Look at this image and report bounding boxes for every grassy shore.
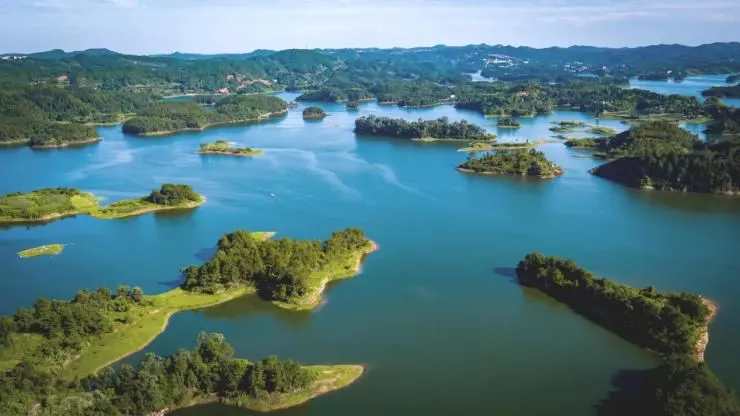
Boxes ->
[271,240,379,311]
[65,286,255,378]
[17,244,65,258]
[197,140,263,157]
[0,190,204,225]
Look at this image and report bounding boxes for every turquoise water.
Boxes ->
[2,94,740,415]
[629,74,740,107]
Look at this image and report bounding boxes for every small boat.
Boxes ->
[268,193,276,198]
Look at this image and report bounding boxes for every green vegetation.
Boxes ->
[563,137,606,149]
[517,253,710,357]
[122,95,288,136]
[355,115,495,141]
[704,97,740,134]
[346,101,360,111]
[586,126,617,135]
[496,116,521,128]
[0,184,204,224]
[587,120,740,194]
[182,228,376,309]
[1,330,362,415]
[0,85,150,148]
[302,106,327,119]
[17,244,65,258]
[0,188,97,223]
[197,140,262,157]
[458,149,562,178]
[702,84,740,98]
[297,87,373,103]
[517,253,740,416]
[458,142,533,152]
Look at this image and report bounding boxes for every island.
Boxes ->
[585,126,617,135]
[0,184,205,225]
[197,140,262,157]
[0,120,101,149]
[0,230,374,414]
[727,74,740,84]
[588,121,740,194]
[457,149,563,178]
[182,228,378,310]
[346,101,360,111]
[17,244,65,258]
[458,142,533,152]
[702,84,740,98]
[355,115,496,141]
[302,106,327,119]
[516,253,739,415]
[122,95,288,136]
[496,116,521,128]
[562,137,606,149]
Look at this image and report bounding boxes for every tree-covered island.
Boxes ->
[584,120,740,194]
[122,95,288,136]
[496,116,521,128]
[516,253,740,415]
[302,106,327,119]
[702,84,740,99]
[458,149,563,178]
[346,101,360,111]
[197,140,262,157]
[354,115,495,141]
[182,228,378,310]
[0,184,205,225]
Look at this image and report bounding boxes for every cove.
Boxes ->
[1,93,739,415]
[629,73,740,108]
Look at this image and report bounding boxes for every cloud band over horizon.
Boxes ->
[1,0,738,54]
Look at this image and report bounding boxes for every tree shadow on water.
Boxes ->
[194,246,217,262]
[493,267,517,283]
[594,367,661,416]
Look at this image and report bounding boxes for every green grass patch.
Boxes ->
[212,365,363,412]
[197,140,263,157]
[17,244,65,258]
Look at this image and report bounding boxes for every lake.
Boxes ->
[1,94,739,415]
[629,73,740,107]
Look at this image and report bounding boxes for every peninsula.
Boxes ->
[515,253,738,415]
[182,228,378,310]
[197,140,262,157]
[355,115,496,141]
[0,184,204,225]
[0,231,372,414]
[457,149,563,178]
[122,95,288,136]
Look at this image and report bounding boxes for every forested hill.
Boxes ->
[588,121,740,194]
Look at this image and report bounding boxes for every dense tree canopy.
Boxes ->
[355,115,494,140]
[122,95,288,135]
[0,331,315,416]
[181,228,369,302]
[145,184,201,205]
[302,106,327,119]
[459,149,561,178]
[516,253,709,356]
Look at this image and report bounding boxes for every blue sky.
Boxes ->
[1,0,739,54]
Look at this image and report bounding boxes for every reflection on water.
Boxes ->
[202,294,313,328]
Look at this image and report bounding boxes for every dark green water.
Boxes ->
[2,94,740,415]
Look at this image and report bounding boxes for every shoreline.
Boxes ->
[128,109,288,137]
[30,137,102,149]
[694,298,718,362]
[456,167,564,179]
[162,364,364,414]
[273,239,379,311]
[196,150,263,157]
[87,287,252,376]
[90,196,206,220]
